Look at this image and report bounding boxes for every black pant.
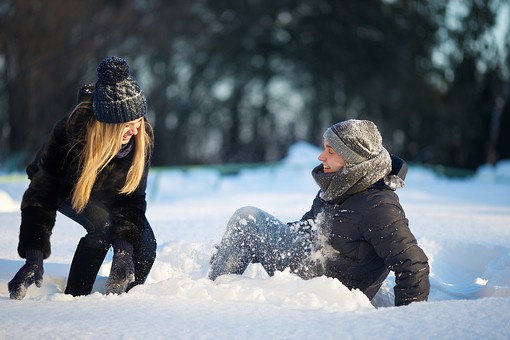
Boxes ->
[58,199,157,296]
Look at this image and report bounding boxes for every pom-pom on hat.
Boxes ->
[93,56,147,124]
[323,119,384,164]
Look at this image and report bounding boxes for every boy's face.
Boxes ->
[318,140,347,173]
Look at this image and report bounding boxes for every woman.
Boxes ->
[209,119,430,306]
[8,56,157,300]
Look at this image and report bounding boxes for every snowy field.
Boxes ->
[1,142,509,339]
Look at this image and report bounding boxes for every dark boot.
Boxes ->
[65,237,109,296]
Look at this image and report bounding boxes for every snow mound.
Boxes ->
[475,159,510,183]
[129,269,373,313]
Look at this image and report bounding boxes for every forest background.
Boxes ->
[1,0,509,172]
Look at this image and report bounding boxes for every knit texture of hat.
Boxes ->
[93,56,147,124]
[323,119,383,164]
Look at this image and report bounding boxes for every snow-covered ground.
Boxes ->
[1,142,509,339]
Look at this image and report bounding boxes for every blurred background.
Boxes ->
[1,0,509,172]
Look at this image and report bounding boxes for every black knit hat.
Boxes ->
[93,56,147,124]
[323,119,384,164]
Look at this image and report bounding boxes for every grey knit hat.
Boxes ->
[93,56,147,124]
[323,119,383,164]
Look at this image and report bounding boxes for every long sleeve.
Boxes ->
[18,118,68,259]
[110,124,153,247]
[362,199,430,306]
[110,177,148,247]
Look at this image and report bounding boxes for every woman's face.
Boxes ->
[121,118,143,144]
[318,140,347,173]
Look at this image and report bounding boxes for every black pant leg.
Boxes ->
[126,218,156,291]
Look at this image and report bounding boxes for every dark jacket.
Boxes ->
[299,174,430,306]
[17,92,153,260]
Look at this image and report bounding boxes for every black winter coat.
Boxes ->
[17,99,153,260]
[299,181,430,306]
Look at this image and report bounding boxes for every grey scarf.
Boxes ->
[312,147,394,203]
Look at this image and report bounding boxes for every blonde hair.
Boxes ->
[69,101,152,213]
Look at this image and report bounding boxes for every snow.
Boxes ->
[1,141,509,339]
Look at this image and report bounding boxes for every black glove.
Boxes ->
[8,249,44,300]
[105,239,135,294]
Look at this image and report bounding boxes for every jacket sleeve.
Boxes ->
[18,118,68,259]
[111,126,153,247]
[362,197,430,306]
[110,175,148,248]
